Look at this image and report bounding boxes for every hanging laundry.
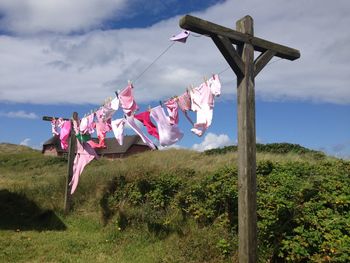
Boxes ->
[80,113,95,135]
[150,105,183,147]
[93,108,112,148]
[170,30,190,43]
[111,118,126,145]
[69,139,98,194]
[208,74,221,98]
[134,111,159,140]
[190,74,222,137]
[118,84,139,116]
[126,115,157,150]
[164,98,179,125]
[177,91,194,125]
[59,120,71,150]
[102,97,119,122]
[51,118,60,136]
[177,91,191,112]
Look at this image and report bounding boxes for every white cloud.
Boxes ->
[0,0,349,105]
[0,110,38,119]
[20,138,31,146]
[159,144,183,150]
[0,0,127,34]
[192,132,233,152]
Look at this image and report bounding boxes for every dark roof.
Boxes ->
[42,135,152,154]
[42,135,65,153]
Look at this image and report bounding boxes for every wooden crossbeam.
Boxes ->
[179,15,300,61]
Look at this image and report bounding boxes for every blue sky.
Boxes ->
[0,0,349,159]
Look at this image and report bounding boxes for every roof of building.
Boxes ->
[42,135,154,154]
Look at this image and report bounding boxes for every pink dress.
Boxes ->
[150,105,183,147]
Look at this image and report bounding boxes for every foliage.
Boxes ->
[204,142,326,159]
[0,144,349,262]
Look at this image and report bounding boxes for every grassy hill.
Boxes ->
[0,143,349,262]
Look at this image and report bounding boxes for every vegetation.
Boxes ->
[0,143,349,262]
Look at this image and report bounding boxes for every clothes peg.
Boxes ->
[115,91,119,97]
[159,100,163,106]
[148,105,151,112]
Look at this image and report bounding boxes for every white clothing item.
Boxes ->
[80,113,95,134]
[126,115,157,150]
[190,104,213,137]
[111,118,126,145]
[208,74,221,97]
[150,105,183,147]
[111,97,120,110]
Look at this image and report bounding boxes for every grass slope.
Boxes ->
[0,144,349,262]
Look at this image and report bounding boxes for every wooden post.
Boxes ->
[63,112,78,214]
[236,16,257,263]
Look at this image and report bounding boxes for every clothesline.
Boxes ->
[48,29,286,196]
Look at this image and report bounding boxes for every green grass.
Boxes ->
[0,143,349,262]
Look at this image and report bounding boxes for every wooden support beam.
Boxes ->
[254,50,276,77]
[211,34,245,78]
[42,116,69,121]
[236,15,257,263]
[179,15,300,61]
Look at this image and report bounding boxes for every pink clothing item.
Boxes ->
[164,98,179,125]
[134,111,159,140]
[59,121,71,150]
[111,118,126,145]
[119,84,139,116]
[80,113,95,135]
[190,83,211,112]
[126,115,156,150]
[69,139,98,194]
[87,140,100,148]
[189,75,221,137]
[177,91,191,112]
[94,108,112,148]
[150,105,183,147]
[170,30,190,43]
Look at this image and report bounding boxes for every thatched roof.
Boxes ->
[42,135,153,154]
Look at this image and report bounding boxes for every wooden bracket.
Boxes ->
[211,34,245,78]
